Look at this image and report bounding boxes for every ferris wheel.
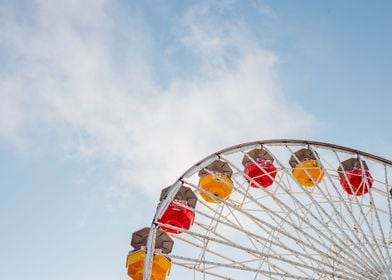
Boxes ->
[126,140,392,280]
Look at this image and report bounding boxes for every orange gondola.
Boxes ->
[127,227,173,280]
[198,160,233,203]
[289,148,324,187]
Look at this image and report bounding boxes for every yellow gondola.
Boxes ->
[289,149,324,187]
[198,160,233,203]
[127,228,173,279]
[126,250,171,280]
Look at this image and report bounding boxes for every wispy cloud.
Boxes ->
[0,1,317,198]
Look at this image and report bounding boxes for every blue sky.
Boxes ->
[0,1,391,279]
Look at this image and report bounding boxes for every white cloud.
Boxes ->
[0,1,317,198]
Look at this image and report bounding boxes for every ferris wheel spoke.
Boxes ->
[222,199,264,252]
[308,147,385,270]
[171,259,283,280]
[194,203,347,277]
[164,221,300,277]
[171,261,237,280]
[182,179,370,278]
[187,178,334,259]
[166,254,359,280]
[279,145,384,272]
[385,165,392,246]
[231,172,339,275]
[195,201,225,272]
[359,155,392,265]
[316,149,387,272]
[159,208,364,279]
[171,233,273,275]
[223,155,377,276]
[333,151,389,269]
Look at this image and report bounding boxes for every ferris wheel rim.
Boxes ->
[178,139,392,182]
[141,139,392,280]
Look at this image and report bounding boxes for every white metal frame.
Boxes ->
[141,139,392,280]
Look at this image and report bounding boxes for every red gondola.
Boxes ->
[338,158,373,196]
[157,186,197,234]
[242,148,277,188]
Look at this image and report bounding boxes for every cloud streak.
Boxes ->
[0,1,317,198]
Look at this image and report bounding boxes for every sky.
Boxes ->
[0,0,391,279]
